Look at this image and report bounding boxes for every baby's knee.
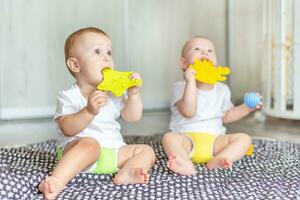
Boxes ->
[162,132,176,142]
[77,137,100,157]
[138,145,156,161]
[237,133,252,144]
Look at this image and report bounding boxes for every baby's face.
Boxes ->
[181,38,217,70]
[73,32,113,86]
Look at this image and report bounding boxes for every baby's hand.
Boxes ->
[127,73,142,95]
[86,90,108,115]
[183,67,196,83]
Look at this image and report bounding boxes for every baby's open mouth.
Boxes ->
[199,57,210,61]
[101,66,112,71]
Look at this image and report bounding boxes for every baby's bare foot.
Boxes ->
[207,157,232,169]
[167,153,196,175]
[113,168,150,185]
[38,176,64,200]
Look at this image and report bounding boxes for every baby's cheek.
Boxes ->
[211,55,217,65]
[97,74,104,83]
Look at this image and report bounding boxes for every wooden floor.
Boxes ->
[120,111,300,143]
[1,110,300,147]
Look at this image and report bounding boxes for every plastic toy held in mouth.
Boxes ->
[189,58,231,84]
[97,67,142,97]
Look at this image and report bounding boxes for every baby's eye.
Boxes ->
[107,50,112,56]
[207,49,213,53]
[194,47,200,51]
[95,49,101,54]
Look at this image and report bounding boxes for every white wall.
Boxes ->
[0,0,263,120]
[0,0,125,119]
[228,0,264,101]
[128,0,227,109]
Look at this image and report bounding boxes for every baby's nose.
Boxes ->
[201,51,208,56]
[103,55,111,62]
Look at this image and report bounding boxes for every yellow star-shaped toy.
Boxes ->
[97,68,142,97]
[189,59,230,84]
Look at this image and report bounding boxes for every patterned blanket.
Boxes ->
[0,135,300,199]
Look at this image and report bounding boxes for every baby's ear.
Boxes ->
[66,58,80,73]
[179,57,188,71]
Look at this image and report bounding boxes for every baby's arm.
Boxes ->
[121,73,142,122]
[176,68,197,118]
[223,104,252,123]
[57,90,108,136]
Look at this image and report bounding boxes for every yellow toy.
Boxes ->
[246,144,254,156]
[97,67,142,97]
[189,58,231,84]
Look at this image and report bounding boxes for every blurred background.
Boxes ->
[1,0,299,145]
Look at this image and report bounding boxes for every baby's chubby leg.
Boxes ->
[162,132,196,175]
[207,133,252,169]
[38,137,100,200]
[113,144,156,185]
